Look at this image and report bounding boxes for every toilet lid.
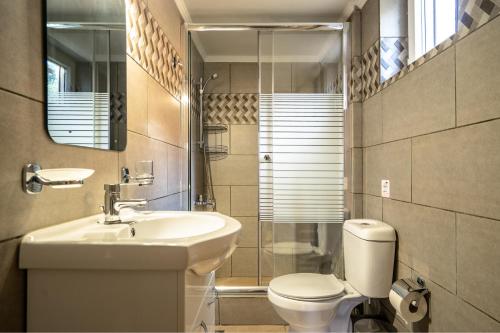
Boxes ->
[269,273,345,300]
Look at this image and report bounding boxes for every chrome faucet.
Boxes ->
[102,184,147,224]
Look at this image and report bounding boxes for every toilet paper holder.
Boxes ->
[392,277,429,297]
[392,278,429,296]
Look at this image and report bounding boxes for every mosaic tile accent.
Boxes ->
[358,0,500,100]
[204,93,259,125]
[126,0,184,99]
[349,56,363,102]
[334,70,343,94]
[362,41,380,99]
[380,37,408,83]
[458,0,500,38]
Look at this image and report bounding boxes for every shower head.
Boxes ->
[201,73,219,91]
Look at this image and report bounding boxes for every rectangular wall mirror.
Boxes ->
[44,0,127,151]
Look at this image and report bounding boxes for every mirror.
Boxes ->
[44,0,127,151]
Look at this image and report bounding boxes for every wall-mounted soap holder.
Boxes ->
[121,160,154,186]
[23,163,95,194]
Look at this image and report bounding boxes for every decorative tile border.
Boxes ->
[458,0,500,38]
[356,0,500,100]
[204,93,259,125]
[362,41,380,99]
[349,56,363,102]
[125,0,184,99]
[380,37,408,83]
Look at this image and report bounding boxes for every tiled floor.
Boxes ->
[215,277,272,286]
[215,325,288,333]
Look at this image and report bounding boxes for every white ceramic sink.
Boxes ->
[19,211,241,275]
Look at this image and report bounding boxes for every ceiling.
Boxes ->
[192,30,342,63]
[179,0,365,23]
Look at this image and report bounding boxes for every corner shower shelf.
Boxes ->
[204,123,228,134]
[205,145,228,161]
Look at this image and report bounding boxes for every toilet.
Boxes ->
[268,219,396,332]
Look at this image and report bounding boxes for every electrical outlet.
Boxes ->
[381,179,390,198]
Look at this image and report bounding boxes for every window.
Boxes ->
[409,0,457,62]
[47,60,68,93]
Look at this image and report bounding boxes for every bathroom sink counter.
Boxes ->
[20,211,240,274]
[20,211,240,332]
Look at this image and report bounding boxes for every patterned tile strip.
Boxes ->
[361,41,380,99]
[204,93,259,125]
[349,56,363,102]
[380,37,408,83]
[125,0,183,99]
[358,0,500,100]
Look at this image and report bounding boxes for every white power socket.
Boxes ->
[381,179,390,198]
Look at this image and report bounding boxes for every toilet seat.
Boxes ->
[269,273,345,301]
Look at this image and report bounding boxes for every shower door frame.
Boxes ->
[184,22,350,290]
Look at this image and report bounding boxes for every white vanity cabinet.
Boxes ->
[26,269,215,332]
[20,212,240,332]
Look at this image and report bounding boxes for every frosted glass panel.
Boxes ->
[259,93,344,224]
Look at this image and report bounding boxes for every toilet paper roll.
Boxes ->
[389,289,428,323]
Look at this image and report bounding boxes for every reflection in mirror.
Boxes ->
[45,0,127,151]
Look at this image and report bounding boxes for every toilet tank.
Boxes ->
[343,219,396,298]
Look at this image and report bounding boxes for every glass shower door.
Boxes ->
[258,30,345,284]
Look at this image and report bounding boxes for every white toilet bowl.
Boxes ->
[267,220,396,333]
[268,273,366,333]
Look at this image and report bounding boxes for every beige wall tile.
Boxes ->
[231,186,258,216]
[347,102,363,149]
[231,248,258,277]
[219,297,285,325]
[381,47,456,142]
[361,0,380,53]
[213,186,231,216]
[457,17,500,125]
[146,0,182,53]
[411,271,500,332]
[215,257,232,278]
[148,193,182,211]
[119,131,154,200]
[150,139,170,199]
[363,194,382,220]
[292,63,322,93]
[350,10,362,57]
[351,148,363,193]
[0,238,25,332]
[230,63,258,93]
[0,0,43,101]
[0,90,118,241]
[167,145,181,195]
[362,93,383,147]
[233,216,257,248]
[261,63,292,93]
[126,57,148,135]
[204,63,230,93]
[363,139,411,201]
[457,213,500,320]
[212,155,258,186]
[230,125,258,155]
[147,77,180,146]
[412,119,500,220]
[383,199,456,292]
[345,193,363,219]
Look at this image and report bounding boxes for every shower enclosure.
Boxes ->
[187,24,347,288]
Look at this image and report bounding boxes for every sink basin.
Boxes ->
[19,211,241,275]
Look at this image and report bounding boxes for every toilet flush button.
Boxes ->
[381,180,390,198]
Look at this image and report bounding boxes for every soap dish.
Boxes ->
[23,163,95,194]
[36,169,95,187]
